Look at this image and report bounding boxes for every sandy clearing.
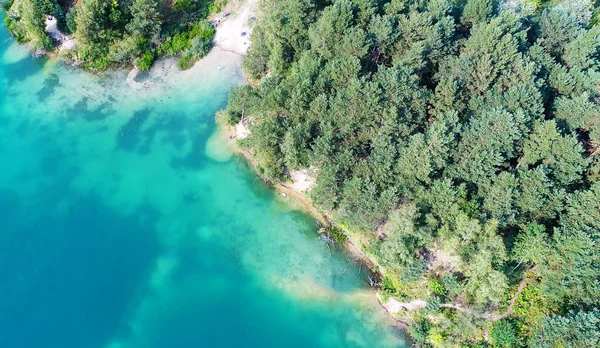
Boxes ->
[211,0,258,56]
[45,16,76,51]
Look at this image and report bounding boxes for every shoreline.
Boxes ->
[7,0,257,73]
[218,123,397,312]
[3,0,409,337]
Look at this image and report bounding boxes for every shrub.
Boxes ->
[491,319,517,347]
[189,19,215,41]
[429,278,447,296]
[380,276,397,293]
[327,226,347,244]
[188,37,211,57]
[136,50,155,71]
[173,0,197,12]
[177,53,197,70]
[409,319,431,345]
[158,31,191,55]
[65,8,77,34]
[84,57,112,71]
[0,0,14,11]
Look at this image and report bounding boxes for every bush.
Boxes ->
[136,50,155,71]
[173,0,198,12]
[84,57,112,71]
[0,0,14,11]
[409,319,431,344]
[380,276,397,293]
[189,19,215,41]
[491,319,517,347]
[177,53,197,70]
[158,32,191,55]
[65,8,77,34]
[429,278,447,296]
[188,37,212,57]
[327,226,347,244]
[157,20,215,59]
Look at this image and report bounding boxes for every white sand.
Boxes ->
[377,294,427,313]
[288,168,317,193]
[212,0,258,55]
[236,118,250,139]
[125,0,258,90]
[45,16,76,51]
[125,46,243,90]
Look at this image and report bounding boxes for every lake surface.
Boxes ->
[0,24,406,348]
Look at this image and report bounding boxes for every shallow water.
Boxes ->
[0,25,407,348]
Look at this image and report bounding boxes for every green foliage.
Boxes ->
[65,7,77,34]
[461,0,496,26]
[126,0,162,39]
[513,285,552,338]
[176,53,197,70]
[490,319,518,347]
[409,318,431,345]
[380,276,399,294]
[158,31,192,55]
[213,0,600,344]
[3,0,220,70]
[429,278,447,296]
[172,0,206,12]
[136,50,155,71]
[531,309,600,347]
[159,19,215,70]
[6,0,53,49]
[326,226,347,244]
[0,0,14,11]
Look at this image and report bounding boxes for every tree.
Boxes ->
[490,319,518,347]
[16,0,53,49]
[531,309,600,348]
[520,120,589,186]
[450,109,520,185]
[74,0,115,67]
[126,0,161,39]
[461,0,496,27]
[221,0,600,344]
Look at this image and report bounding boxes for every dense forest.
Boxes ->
[221,0,600,346]
[1,0,224,69]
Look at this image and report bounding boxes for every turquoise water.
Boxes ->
[0,25,406,348]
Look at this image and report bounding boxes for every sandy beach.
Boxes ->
[126,0,257,90]
[211,0,258,55]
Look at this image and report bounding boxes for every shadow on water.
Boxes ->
[0,190,162,348]
[169,129,211,170]
[64,97,115,123]
[116,108,151,152]
[36,73,60,101]
[145,112,189,151]
[83,102,116,122]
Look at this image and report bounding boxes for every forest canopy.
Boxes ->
[222,0,600,346]
[1,0,224,70]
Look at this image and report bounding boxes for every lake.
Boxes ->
[0,24,406,348]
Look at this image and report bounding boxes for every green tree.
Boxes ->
[126,0,161,39]
[520,120,589,186]
[461,0,496,27]
[531,309,600,348]
[490,319,518,347]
